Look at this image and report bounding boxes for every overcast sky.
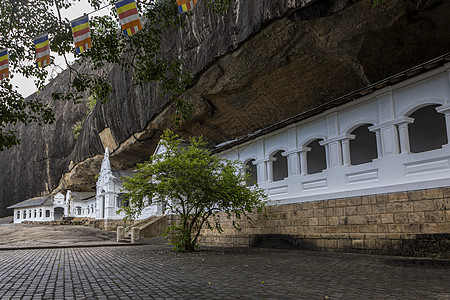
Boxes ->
[13,0,109,98]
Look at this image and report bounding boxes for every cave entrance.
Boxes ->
[53,207,64,221]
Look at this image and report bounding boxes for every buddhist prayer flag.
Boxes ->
[34,33,50,68]
[0,49,9,80]
[71,15,92,54]
[115,0,142,36]
[177,0,197,13]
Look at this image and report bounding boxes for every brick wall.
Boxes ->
[199,187,450,258]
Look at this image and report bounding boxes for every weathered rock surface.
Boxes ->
[1,0,449,217]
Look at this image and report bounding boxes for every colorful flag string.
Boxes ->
[71,15,92,54]
[177,0,197,13]
[34,33,50,68]
[115,0,142,36]
[0,49,9,80]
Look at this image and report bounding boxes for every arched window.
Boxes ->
[45,210,50,218]
[28,210,32,218]
[33,210,37,218]
[245,159,258,186]
[39,209,42,218]
[22,211,26,219]
[272,150,288,181]
[349,124,378,165]
[16,211,20,219]
[408,105,448,153]
[75,206,82,215]
[306,139,326,174]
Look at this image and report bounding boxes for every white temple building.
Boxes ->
[9,61,450,225]
[215,63,450,205]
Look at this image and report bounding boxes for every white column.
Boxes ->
[398,122,412,154]
[266,158,275,182]
[374,130,382,158]
[341,139,351,166]
[282,151,300,177]
[254,160,267,183]
[299,147,311,175]
[436,104,450,143]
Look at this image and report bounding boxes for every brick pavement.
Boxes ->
[0,245,449,299]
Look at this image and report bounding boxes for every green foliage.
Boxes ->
[72,121,82,139]
[120,129,268,251]
[0,0,237,151]
[87,96,97,112]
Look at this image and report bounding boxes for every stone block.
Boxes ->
[422,188,443,199]
[364,239,377,250]
[357,205,372,215]
[421,223,438,233]
[386,202,403,213]
[324,239,338,249]
[376,194,390,204]
[351,239,364,249]
[357,225,378,233]
[377,224,388,232]
[318,217,327,226]
[408,212,425,223]
[345,206,358,216]
[435,198,450,210]
[361,195,377,205]
[414,200,435,212]
[347,197,362,206]
[436,223,450,233]
[309,218,318,226]
[327,199,336,207]
[335,198,348,207]
[372,204,386,214]
[401,224,420,233]
[328,216,338,226]
[314,209,326,217]
[394,213,409,224]
[338,238,352,249]
[347,215,367,225]
[402,202,414,212]
[303,209,314,218]
[366,215,381,225]
[317,200,328,208]
[389,192,409,202]
[425,211,445,223]
[443,187,450,198]
[408,190,423,201]
[307,202,319,210]
[447,210,450,221]
[338,216,348,225]
[388,224,402,233]
[313,226,328,233]
[381,213,394,224]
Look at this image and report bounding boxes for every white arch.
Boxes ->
[267,148,288,158]
[299,135,327,148]
[342,119,378,134]
[242,156,258,165]
[397,97,447,118]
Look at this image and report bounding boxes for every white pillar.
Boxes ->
[299,147,311,175]
[398,122,411,154]
[266,159,274,182]
[436,105,450,143]
[374,130,382,158]
[254,160,267,183]
[341,139,351,166]
[282,151,300,177]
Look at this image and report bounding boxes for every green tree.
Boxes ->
[0,0,236,151]
[120,130,268,251]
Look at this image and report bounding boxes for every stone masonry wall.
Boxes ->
[199,187,450,258]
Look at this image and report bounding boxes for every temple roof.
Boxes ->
[71,192,96,202]
[7,196,53,209]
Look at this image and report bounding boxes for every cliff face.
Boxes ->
[1,0,449,217]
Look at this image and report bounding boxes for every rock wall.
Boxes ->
[1,0,450,217]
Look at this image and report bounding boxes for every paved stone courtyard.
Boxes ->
[0,244,449,299]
